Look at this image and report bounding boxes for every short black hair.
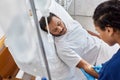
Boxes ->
[93,0,120,31]
[39,12,57,32]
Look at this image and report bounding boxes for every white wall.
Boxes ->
[67,0,107,33]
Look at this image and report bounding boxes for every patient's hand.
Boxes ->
[77,59,99,78]
[80,65,102,80]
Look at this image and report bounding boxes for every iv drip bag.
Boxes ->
[0,0,49,77]
[34,0,52,16]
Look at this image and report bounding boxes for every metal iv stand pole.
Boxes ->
[29,0,52,80]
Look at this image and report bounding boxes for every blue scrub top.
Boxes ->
[98,48,120,80]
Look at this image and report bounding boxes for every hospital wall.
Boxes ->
[67,0,107,33]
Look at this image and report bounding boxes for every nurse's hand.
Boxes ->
[93,65,102,73]
[81,68,95,80]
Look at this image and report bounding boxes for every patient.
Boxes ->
[39,12,118,80]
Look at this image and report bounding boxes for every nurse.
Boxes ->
[93,0,120,79]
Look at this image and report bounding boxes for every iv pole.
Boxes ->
[29,0,52,80]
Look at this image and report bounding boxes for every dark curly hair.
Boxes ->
[93,0,120,31]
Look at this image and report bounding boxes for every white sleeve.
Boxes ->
[55,41,82,68]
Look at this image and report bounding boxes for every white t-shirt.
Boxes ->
[53,20,113,80]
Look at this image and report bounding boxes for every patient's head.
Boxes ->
[39,13,67,36]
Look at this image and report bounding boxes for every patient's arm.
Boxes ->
[87,30,100,39]
[76,59,99,78]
